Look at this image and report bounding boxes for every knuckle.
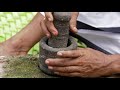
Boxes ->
[71,51,76,57]
[70,20,74,25]
[49,26,54,31]
[65,51,71,55]
[70,22,76,28]
[70,24,74,29]
[61,59,66,63]
[63,67,69,72]
[45,13,49,17]
[55,60,65,66]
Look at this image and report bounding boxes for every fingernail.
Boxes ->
[57,52,62,56]
[53,33,57,36]
[46,34,50,37]
[73,27,78,33]
[53,32,56,35]
[48,66,53,70]
[45,60,49,64]
[48,18,52,21]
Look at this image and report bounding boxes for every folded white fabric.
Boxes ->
[40,12,45,17]
[77,12,120,28]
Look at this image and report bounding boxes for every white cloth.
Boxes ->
[77,12,120,28]
[77,29,120,54]
[77,12,120,54]
[40,12,45,17]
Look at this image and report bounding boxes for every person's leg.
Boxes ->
[0,12,45,56]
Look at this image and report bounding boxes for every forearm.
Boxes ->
[19,12,45,47]
[9,12,45,49]
[98,54,120,77]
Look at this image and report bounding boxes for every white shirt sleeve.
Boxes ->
[40,12,45,17]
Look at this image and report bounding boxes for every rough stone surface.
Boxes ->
[39,12,77,76]
[48,12,71,48]
[39,36,77,75]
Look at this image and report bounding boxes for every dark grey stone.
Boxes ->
[48,12,71,48]
[39,12,77,76]
[39,36,77,75]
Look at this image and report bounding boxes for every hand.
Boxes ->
[40,12,79,38]
[45,48,114,77]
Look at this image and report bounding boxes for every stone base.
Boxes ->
[39,36,78,75]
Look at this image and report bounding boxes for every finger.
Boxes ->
[54,72,81,77]
[55,72,95,77]
[45,12,53,21]
[45,58,79,66]
[70,12,79,33]
[40,19,51,37]
[46,21,58,36]
[48,66,80,73]
[57,49,85,58]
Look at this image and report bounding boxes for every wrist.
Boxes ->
[107,54,120,74]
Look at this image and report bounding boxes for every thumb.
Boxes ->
[45,12,53,21]
[70,12,79,33]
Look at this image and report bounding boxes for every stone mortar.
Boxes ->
[39,12,78,76]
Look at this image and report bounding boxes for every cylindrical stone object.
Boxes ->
[39,36,77,75]
[39,12,78,76]
[48,12,71,48]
